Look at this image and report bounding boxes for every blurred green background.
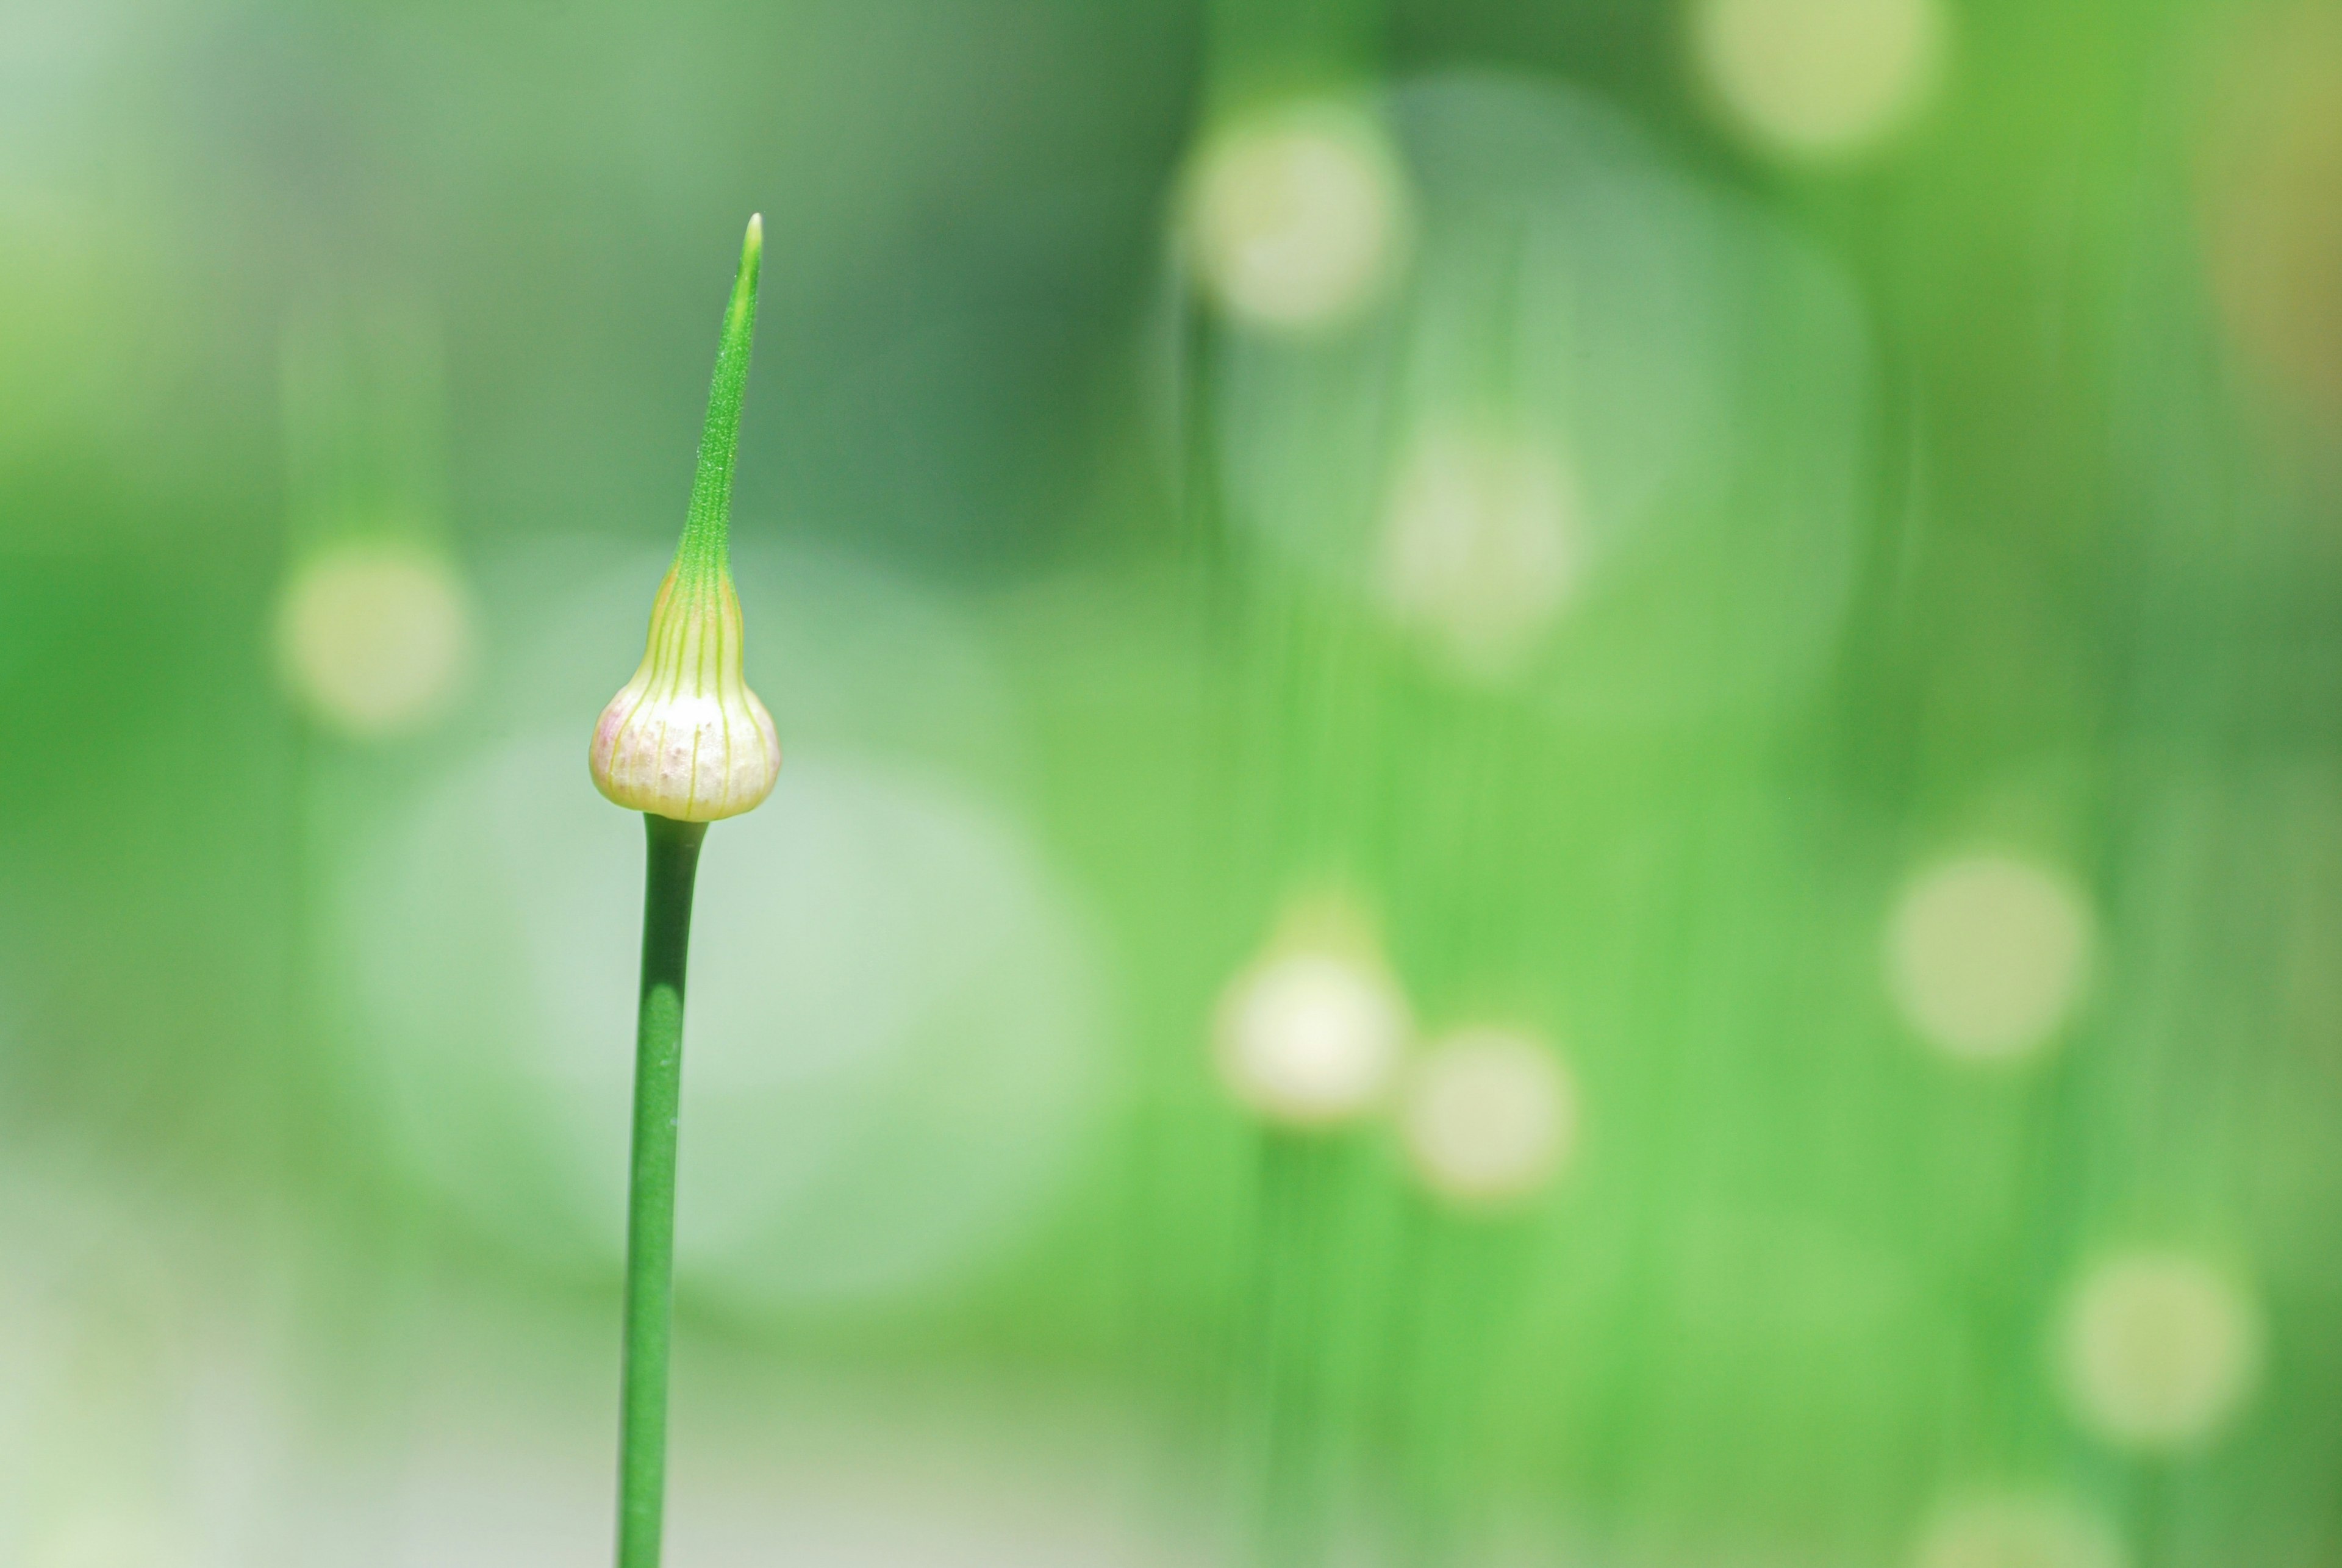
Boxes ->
[3,0,2340,1562]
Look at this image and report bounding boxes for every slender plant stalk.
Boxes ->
[1252,1132,1333,1568]
[602,215,770,1568]
[617,812,709,1567]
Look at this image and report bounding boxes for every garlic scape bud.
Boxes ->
[590,215,782,822]
[590,560,779,820]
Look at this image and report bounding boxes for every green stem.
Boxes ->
[615,812,710,1568]
[1252,1133,1332,1568]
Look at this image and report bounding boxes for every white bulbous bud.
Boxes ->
[589,564,780,822]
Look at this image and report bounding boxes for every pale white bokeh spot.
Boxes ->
[276,539,473,738]
[348,732,1107,1309]
[1886,854,2093,1062]
[2055,1252,2263,1452]
[1693,0,1949,162]
[1400,1027,1577,1208]
[1914,1494,2125,1568]
[1375,428,1582,681]
[1184,100,1412,332]
[1216,952,1409,1128]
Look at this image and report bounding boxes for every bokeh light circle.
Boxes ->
[1886,854,2093,1062]
[1183,98,1413,332]
[1692,0,1949,162]
[2054,1252,2263,1452]
[275,539,473,739]
[1375,426,1583,681]
[1399,1026,1577,1208]
[1216,951,1409,1128]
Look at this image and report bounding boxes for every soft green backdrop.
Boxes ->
[1,0,2336,1563]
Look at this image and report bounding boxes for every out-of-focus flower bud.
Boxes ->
[1214,895,1411,1128]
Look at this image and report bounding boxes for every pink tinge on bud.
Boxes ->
[589,567,781,822]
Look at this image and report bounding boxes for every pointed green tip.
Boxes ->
[676,214,765,581]
[736,213,762,304]
[724,213,762,335]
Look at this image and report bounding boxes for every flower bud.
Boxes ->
[589,562,781,820]
[589,214,781,822]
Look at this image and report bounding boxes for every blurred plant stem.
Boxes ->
[1203,0,1388,111]
[617,812,709,1568]
[1249,1133,1336,1568]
